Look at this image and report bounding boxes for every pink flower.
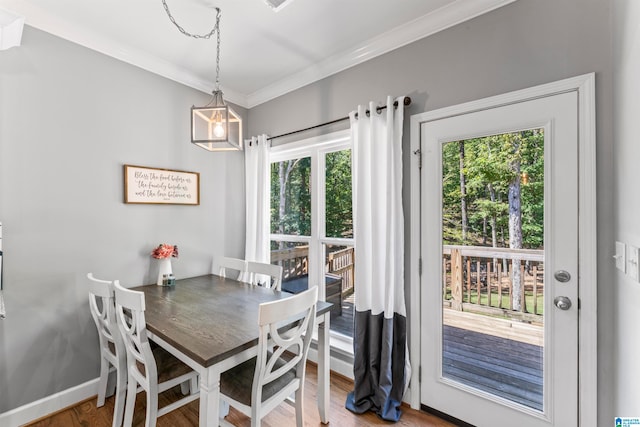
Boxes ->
[151,244,178,259]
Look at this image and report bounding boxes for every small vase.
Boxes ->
[156,258,172,286]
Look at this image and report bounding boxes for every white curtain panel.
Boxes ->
[244,134,271,267]
[346,96,410,422]
[351,96,406,317]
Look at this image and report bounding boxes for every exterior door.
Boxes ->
[420,91,578,427]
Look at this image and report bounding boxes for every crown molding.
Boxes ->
[0,6,25,50]
[2,0,517,109]
[246,0,518,107]
[0,0,249,106]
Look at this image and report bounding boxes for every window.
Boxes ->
[269,131,355,346]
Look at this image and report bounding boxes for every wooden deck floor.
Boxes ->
[443,325,543,411]
[330,295,354,336]
[444,308,543,346]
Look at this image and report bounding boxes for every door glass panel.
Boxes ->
[325,149,353,239]
[441,130,544,411]
[324,243,355,336]
[270,157,311,236]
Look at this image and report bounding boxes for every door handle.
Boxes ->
[554,296,572,310]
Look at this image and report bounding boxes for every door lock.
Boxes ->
[554,270,571,283]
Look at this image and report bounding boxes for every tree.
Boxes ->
[441,130,544,312]
[278,159,299,235]
[459,142,468,242]
[270,157,311,239]
[270,150,353,241]
[325,150,353,238]
[507,132,524,311]
[442,132,543,251]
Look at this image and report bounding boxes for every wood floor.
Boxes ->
[24,363,455,427]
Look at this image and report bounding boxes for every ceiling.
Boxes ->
[0,0,516,108]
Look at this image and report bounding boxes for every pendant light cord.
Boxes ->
[161,1,220,39]
[215,10,221,91]
[161,1,222,90]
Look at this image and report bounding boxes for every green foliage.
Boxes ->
[442,130,544,249]
[270,157,311,235]
[271,149,353,238]
[444,288,544,315]
[325,150,353,238]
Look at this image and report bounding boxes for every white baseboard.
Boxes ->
[307,348,354,380]
[404,385,416,408]
[0,378,98,427]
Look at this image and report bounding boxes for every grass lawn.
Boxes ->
[445,289,544,315]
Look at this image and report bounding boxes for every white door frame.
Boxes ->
[408,73,597,426]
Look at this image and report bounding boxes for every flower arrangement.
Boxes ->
[151,243,179,259]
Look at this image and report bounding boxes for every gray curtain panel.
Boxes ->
[346,310,407,421]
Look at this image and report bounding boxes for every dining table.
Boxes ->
[131,274,332,427]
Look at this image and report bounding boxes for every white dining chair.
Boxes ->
[219,287,318,427]
[87,273,127,427]
[246,261,283,291]
[216,256,248,282]
[113,280,199,427]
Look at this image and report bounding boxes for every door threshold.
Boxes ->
[421,405,475,427]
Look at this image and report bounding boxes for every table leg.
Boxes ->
[317,312,330,424]
[199,365,221,427]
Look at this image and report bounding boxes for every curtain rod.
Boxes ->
[266,96,411,142]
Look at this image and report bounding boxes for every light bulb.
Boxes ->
[213,122,225,138]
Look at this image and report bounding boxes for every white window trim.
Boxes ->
[270,234,311,244]
[270,129,351,159]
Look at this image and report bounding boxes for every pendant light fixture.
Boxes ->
[163,2,242,151]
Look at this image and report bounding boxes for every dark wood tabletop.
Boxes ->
[132,274,333,368]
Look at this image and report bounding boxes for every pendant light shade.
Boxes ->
[191,90,242,151]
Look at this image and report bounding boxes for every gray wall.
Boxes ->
[613,0,640,416]
[249,0,615,424]
[0,27,246,412]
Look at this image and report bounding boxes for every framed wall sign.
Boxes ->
[124,164,200,205]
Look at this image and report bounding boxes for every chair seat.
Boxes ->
[134,345,194,384]
[220,355,295,406]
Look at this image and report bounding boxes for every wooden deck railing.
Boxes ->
[326,247,355,295]
[270,245,355,295]
[270,245,309,280]
[443,245,544,322]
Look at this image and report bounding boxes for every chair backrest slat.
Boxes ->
[217,256,248,281]
[87,273,125,363]
[246,261,283,291]
[113,280,157,387]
